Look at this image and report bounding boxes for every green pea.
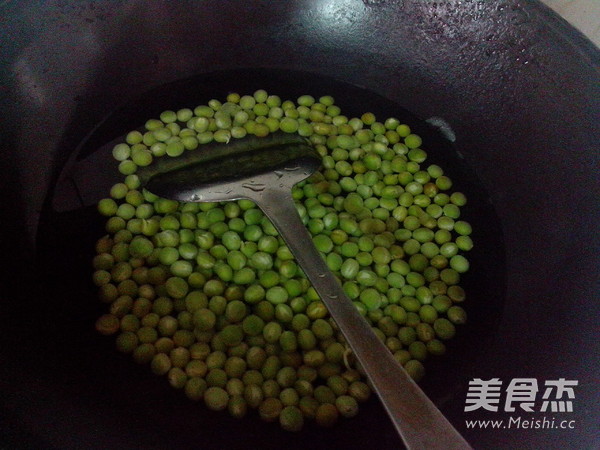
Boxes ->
[263,322,283,344]
[150,353,171,375]
[409,254,429,272]
[312,234,333,253]
[224,251,245,271]
[406,272,425,288]
[335,395,359,418]
[432,295,452,313]
[449,255,470,273]
[359,288,381,311]
[311,319,333,340]
[303,350,325,367]
[408,340,428,361]
[241,285,263,305]
[454,220,472,236]
[420,242,440,259]
[456,235,474,251]
[447,285,466,302]
[431,255,449,270]
[447,305,467,324]
[233,267,256,285]
[272,304,291,324]
[193,308,216,331]
[443,203,460,219]
[275,405,303,431]
[433,318,456,340]
[340,259,359,279]
[265,286,288,305]
[165,277,189,299]
[416,286,434,305]
[279,387,300,407]
[276,330,295,352]
[219,325,243,347]
[225,395,247,419]
[259,397,283,423]
[182,377,207,402]
[204,387,229,411]
[440,269,460,286]
[356,269,377,286]
[250,251,273,271]
[315,403,339,428]
[237,314,262,337]
[404,359,425,382]
[170,260,192,278]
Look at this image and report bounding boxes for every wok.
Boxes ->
[0,1,598,449]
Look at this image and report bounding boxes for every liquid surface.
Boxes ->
[37,68,506,446]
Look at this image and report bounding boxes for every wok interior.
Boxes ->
[34,69,504,449]
[2,1,598,448]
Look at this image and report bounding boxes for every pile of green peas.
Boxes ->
[94,89,472,432]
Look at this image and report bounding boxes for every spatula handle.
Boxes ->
[254,188,471,450]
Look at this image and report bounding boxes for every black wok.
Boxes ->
[1,1,598,449]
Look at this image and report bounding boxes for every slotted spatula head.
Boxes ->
[137,132,321,203]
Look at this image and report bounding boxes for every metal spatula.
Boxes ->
[137,132,471,450]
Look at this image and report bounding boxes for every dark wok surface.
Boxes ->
[1,1,598,449]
